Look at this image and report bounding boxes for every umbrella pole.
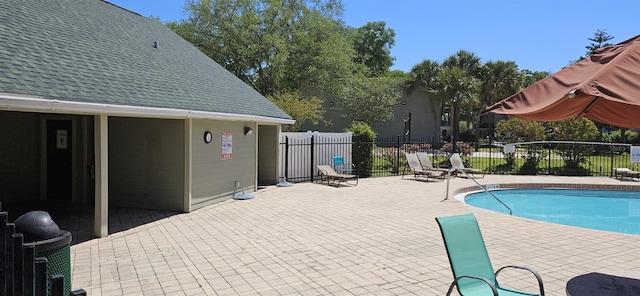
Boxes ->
[580,96,600,115]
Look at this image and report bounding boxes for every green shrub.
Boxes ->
[495,117,546,143]
[626,130,640,144]
[459,130,475,142]
[439,142,473,157]
[373,144,433,174]
[495,117,546,170]
[438,142,473,168]
[548,117,599,169]
[503,152,516,169]
[347,121,376,177]
[518,155,542,175]
[606,129,640,144]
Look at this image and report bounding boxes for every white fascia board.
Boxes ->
[0,93,295,125]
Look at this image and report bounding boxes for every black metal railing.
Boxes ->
[280,135,639,182]
[280,134,353,183]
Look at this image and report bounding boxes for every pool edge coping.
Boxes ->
[454,182,640,197]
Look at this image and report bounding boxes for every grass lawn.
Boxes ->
[370,150,634,177]
[468,153,631,176]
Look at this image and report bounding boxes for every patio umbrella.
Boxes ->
[483,34,640,128]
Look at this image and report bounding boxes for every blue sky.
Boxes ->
[109,0,639,74]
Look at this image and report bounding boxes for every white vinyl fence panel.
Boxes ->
[279,132,352,182]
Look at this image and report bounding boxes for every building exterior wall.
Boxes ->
[373,89,441,141]
[300,89,441,140]
[108,117,185,211]
[0,111,40,202]
[191,119,257,209]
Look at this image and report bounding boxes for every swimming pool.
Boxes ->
[463,188,640,235]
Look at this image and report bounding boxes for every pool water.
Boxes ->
[464,188,640,235]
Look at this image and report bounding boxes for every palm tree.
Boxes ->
[408,59,443,135]
[442,50,482,76]
[441,51,481,146]
[477,60,521,141]
[439,67,479,146]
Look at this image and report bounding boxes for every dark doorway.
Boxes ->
[47,120,72,200]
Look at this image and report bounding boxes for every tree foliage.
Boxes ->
[166,1,613,144]
[494,117,546,143]
[495,117,547,174]
[571,29,616,65]
[168,0,353,97]
[336,75,403,127]
[439,52,480,143]
[408,59,441,93]
[472,60,521,140]
[166,0,404,129]
[407,59,441,122]
[350,21,396,77]
[585,29,615,57]
[347,121,376,177]
[548,117,599,142]
[407,54,525,144]
[478,61,521,107]
[548,117,599,170]
[267,91,326,131]
[441,50,482,77]
[519,69,549,88]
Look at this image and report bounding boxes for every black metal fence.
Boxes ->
[280,134,353,183]
[0,204,85,296]
[280,135,639,182]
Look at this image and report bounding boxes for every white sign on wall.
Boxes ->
[56,130,68,149]
[222,132,232,159]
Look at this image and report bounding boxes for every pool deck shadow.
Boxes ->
[1,202,178,245]
[71,175,640,295]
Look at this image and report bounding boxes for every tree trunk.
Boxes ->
[428,98,439,141]
[474,114,482,150]
[452,99,459,151]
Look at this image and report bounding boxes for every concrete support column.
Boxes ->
[94,115,108,237]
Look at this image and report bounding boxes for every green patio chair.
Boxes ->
[435,213,545,296]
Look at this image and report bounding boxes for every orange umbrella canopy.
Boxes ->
[484,34,640,129]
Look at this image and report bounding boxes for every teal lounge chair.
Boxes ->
[435,213,545,296]
[332,155,354,174]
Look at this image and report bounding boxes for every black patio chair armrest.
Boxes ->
[445,275,498,296]
[496,265,545,296]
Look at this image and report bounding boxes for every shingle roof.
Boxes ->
[0,0,292,122]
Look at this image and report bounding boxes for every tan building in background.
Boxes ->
[301,88,443,142]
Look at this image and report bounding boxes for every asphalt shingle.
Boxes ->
[0,0,291,121]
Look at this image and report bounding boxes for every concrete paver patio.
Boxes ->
[71,175,640,295]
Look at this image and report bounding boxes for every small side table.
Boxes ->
[566,272,640,296]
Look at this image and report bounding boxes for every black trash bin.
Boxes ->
[15,211,72,296]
